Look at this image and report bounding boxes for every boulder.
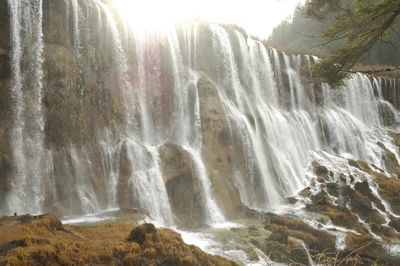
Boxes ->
[127,223,158,245]
[159,143,207,228]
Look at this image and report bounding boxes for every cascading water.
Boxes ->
[116,139,174,226]
[2,1,400,236]
[5,0,48,215]
[210,25,284,209]
[95,0,136,130]
[71,0,84,103]
[163,27,225,224]
[90,1,175,226]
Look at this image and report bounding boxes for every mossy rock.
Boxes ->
[264,214,336,253]
[0,214,237,266]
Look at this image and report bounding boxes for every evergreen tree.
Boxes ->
[269,0,400,85]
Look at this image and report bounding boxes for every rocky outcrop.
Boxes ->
[0,214,237,266]
[42,0,122,147]
[0,0,11,210]
[197,76,245,219]
[257,150,400,265]
[261,214,336,265]
[126,223,237,266]
[159,143,207,228]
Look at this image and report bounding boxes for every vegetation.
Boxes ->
[0,214,237,266]
[268,0,400,86]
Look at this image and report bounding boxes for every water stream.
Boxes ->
[2,2,400,264]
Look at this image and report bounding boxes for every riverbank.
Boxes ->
[0,213,236,266]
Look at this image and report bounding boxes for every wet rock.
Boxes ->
[159,143,206,228]
[284,158,400,265]
[264,214,336,252]
[237,204,270,220]
[0,53,9,79]
[379,102,399,126]
[339,173,347,184]
[390,131,400,154]
[345,160,400,215]
[299,187,312,198]
[306,191,367,234]
[261,240,309,265]
[370,223,400,239]
[267,228,288,245]
[373,172,400,215]
[309,191,330,207]
[0,0,12,209]
[348,159,360,168]
[389,218,400,232]
[317,175,327,183]
[340,185,385,225]
[312,161,330,183]
[0,0,9,49]
[312,161,329,177]
[354,181,385,211]
[377,141,400,178]
[286,197,298,204]
[326,182,339,197]
[197,76,245,219]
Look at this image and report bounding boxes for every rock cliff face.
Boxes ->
[0,0,400,240]
[0,0,11,207]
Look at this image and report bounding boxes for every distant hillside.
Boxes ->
[267,6,400,67]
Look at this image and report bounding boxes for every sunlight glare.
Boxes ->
[112,0,305,37]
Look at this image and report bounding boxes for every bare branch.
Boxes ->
[337,240,375,266]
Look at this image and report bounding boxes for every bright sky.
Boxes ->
[112,0,305,38]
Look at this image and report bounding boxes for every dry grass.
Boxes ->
[264,214,336,252]
[0,214,237,266]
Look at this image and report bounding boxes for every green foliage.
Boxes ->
[310,60,351,86]
[301,0,343,20]
[268,0,400,86]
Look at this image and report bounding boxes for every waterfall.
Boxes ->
[133,30,156,144]
[120,140,174,226]
[69,146,101,214]
[2,1,400,230]
[71,0,84,103]
[211,25,283,209]
[95,0,136,130]
[271,48,283,86]
[167,26,225,223]
[5,0,47,215]
[183,147,225,224]
[91,2,176,226]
